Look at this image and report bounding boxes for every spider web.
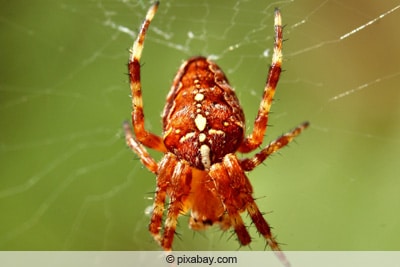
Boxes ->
[1,0,400,252]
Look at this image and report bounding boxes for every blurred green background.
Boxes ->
[1,0,399,251]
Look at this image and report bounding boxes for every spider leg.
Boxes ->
[154,153,192,250]
[128,1,166,152]
[246,201,291,267]
[123,121,158,174]
[209,162,252,246]
[240,121,309,171]
[213,153,290,267]
[148,153,176,245]
[239,9,283,153]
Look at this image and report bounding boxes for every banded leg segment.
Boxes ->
[239,9,283,153]
[160,156,192,250]
[128,1,166,152]
[210,153,290,266]
[149,154,176,245]
[209,162,252,246]
[240,121,309,171]
[246,201,291,267]
[123,121,158,174]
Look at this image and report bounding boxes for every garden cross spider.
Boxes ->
[124,2,308,266]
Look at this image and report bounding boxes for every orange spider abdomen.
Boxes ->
[162,56,245,170]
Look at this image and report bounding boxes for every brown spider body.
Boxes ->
[163,56,245,170]
[124,2,308,267]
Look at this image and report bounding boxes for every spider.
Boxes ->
[123,2,308,266]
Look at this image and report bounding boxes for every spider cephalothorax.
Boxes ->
[123,2,308,267]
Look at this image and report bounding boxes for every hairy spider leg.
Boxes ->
[154,154,192,250]
[209,153,290,267]
[240,121,309,171]
[123,122,158,174]
[147,154,174,245]
[128,1,166,152]
[239,9,283,153]
[209,161,252,246]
